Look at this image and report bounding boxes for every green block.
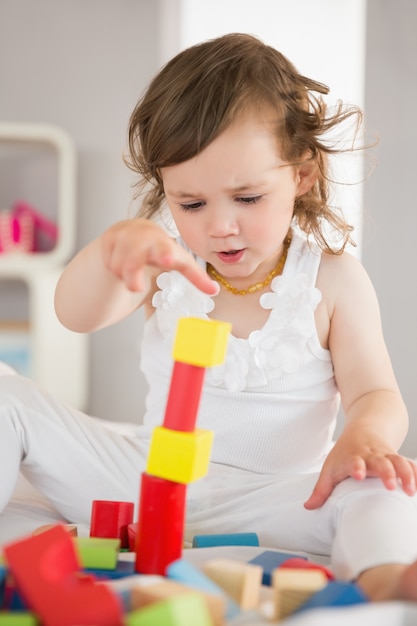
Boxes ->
[126,592,213,626]
[74,537,120,570]
[0,613,38,625]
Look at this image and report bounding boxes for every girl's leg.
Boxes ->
[186,464,417,586]
[0,373,149,523]
[186,464,334,557]
[329,477,417,600]
[330,477,417,580]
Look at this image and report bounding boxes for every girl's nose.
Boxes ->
[207,207,239,237]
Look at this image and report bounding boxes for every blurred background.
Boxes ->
[0,0,416,456]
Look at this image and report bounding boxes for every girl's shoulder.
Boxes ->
[317,247,377,318]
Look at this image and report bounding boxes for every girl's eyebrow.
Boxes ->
[167,181,268,198]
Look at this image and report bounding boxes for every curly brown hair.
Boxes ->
[126,33,364,253]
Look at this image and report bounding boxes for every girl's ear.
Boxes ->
[296,158,318,196]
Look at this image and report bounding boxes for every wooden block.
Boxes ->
[294,580,368,613]
[166,558,240,620]
[163,361,206,432]
[4,525,123,625]
[74,537,121,570]
[130,579,225,626]
[248,550,307,586]
[0,613,39,625]
[272,568,328,621]
[135,475,186,575]
[202,558,263,610]
[32,524,77,537]
[172,317,230,367]
[146,427,213,484]
[90,500,134,548]
[192,532,259,548]
[126,592,213,626]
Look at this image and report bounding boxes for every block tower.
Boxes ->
[135,317,231,575]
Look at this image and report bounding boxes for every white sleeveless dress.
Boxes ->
[140,229,339,474]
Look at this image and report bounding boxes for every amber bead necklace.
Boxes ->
[207,232,292,296]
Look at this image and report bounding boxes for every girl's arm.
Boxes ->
[305,252,417,509]
[55,218,217,333]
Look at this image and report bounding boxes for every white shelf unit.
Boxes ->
[0,122,88,410]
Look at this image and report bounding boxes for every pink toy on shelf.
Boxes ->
[0,207,34,253]
[0,200,58,254]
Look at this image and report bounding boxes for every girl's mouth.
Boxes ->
[216,249,245,263]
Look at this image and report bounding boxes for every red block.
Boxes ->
[163,361,206,432]
[127,522,138,552]
[135,473,186,575]
[90,500,134,548]
[280,558,335,580]
[4,525,123,625]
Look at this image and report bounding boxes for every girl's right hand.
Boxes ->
[101,218,217,295]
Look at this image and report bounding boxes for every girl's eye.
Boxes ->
[237,195,262,205]
[179,201,205,212]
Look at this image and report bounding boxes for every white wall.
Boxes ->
[363,0,417,458]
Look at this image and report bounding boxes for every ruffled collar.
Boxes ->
[152,234,322,392]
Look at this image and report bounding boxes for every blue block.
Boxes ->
[167,558,240,619]
[192,532,259,548]
[296,580,368,613]
[248,550,307,586]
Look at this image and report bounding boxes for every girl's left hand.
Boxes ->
[304,436,417,510]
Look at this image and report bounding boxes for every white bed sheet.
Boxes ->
[1,479,417,625]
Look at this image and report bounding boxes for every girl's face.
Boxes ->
[161,113,314,287]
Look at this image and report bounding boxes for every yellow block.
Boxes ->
[172,317,231,367]
[147,427,214,484]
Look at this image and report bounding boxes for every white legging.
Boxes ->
[1,367,417,580]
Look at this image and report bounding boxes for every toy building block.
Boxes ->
[295,580,368,613]
[192,532,259,548]
[166,559,240,620]
[172,317,231,367]
[32,523,78,537]
[271,568,328,621]
[0,614,38,625]
[3,525,124,626]
[126,592,214,626]
[146,427,213,484]
[163,361,206,432]
[90,500,134,548]
[129,579,225,626]
[279,557,334,580]
[74,537,121,570]
[202,558,263,610]
[1,571,28,611]
[104,574,165,612]
[135,474,186,575]
[127,522,138,551]
[248,550,307,586]
[84,558,135,580]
